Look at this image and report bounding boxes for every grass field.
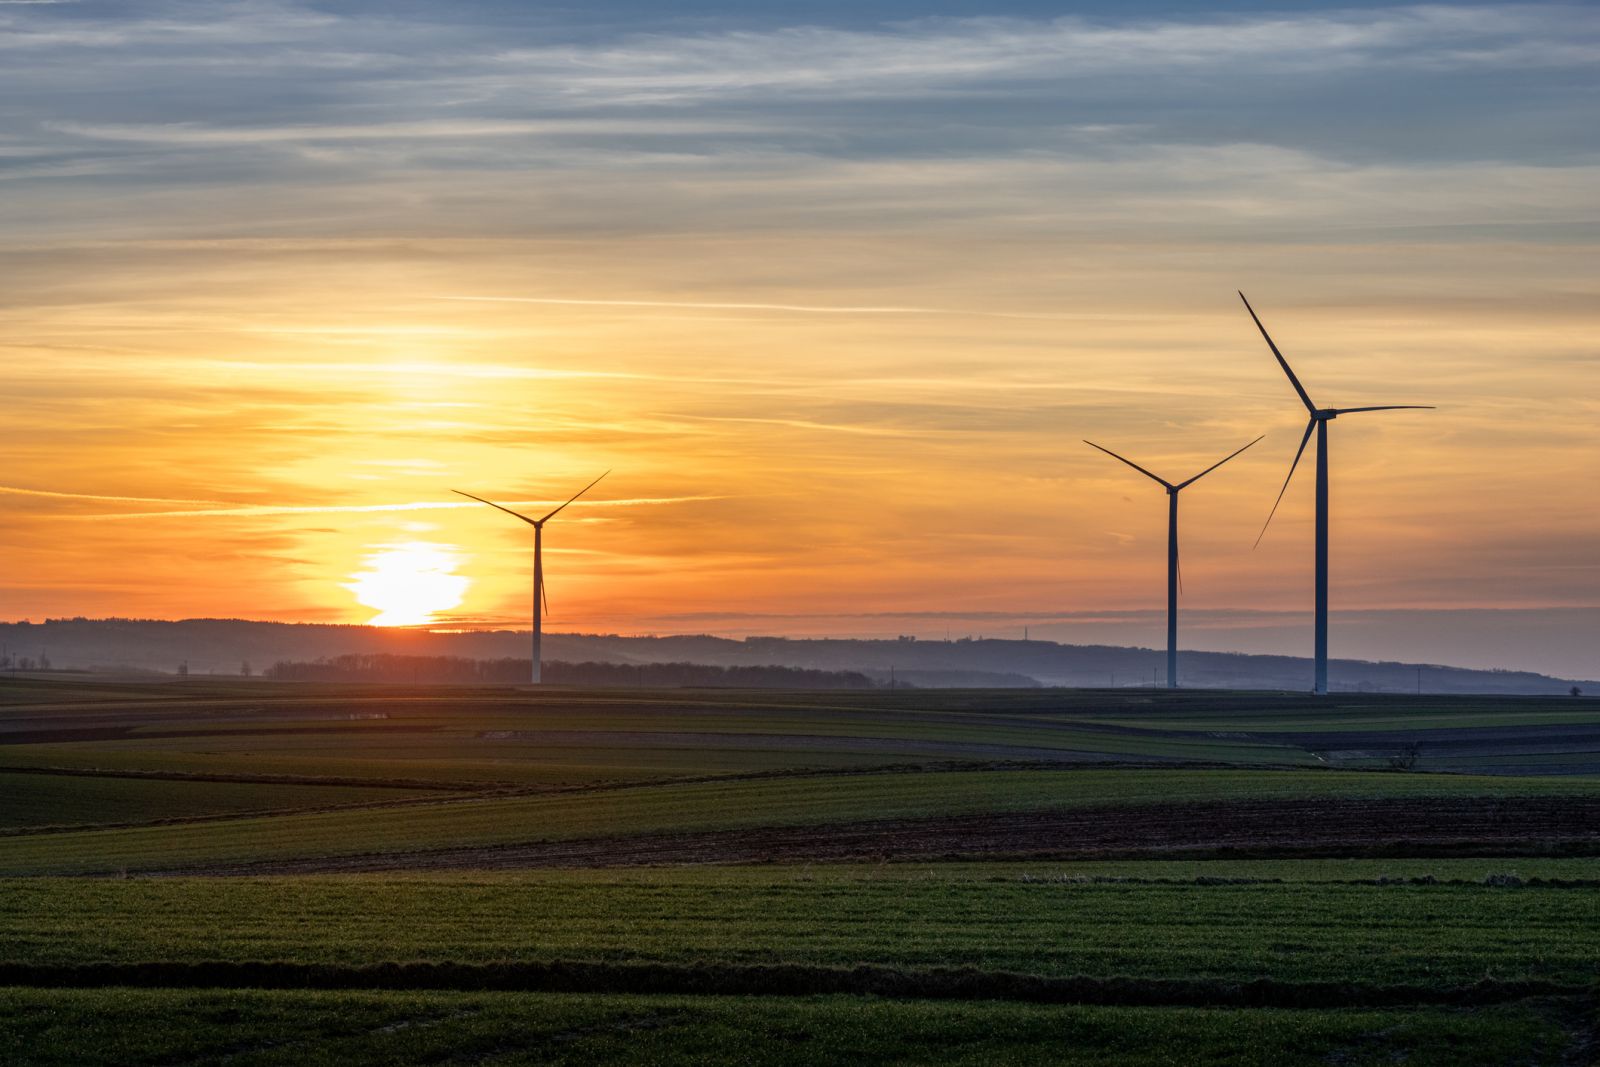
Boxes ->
[0,771,441,830]
[6,682,1596,785]
[2,678,1597,1063]
[6,867,1599,987]
[2,988,1579,1067]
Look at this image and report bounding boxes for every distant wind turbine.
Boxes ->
[1239,292,1433,695]
[1085,436,1262,689]
[452,471,609,684]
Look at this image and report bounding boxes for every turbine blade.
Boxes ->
[1176,540,1184,598]
[1330,405,1435,414]
[1239,292,1317,414]
[1175,434,1265,490]
[1083,441,1172,489]
[540,572,550,618]
[451,489,540,526]
[1255,419,1315,548]
[540,470,611,524]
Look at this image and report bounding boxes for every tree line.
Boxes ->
[264,654,877,689]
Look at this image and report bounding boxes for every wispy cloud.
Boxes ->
[47,495,725,520]
[438,294,1051,318]
[459,8,1600,105]
[0,485,224,505]
[670,414,926,438]
[50,118,759,144]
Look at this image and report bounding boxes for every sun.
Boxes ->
[343,542,470,626]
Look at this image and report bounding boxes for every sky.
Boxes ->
[2,1,1597,677]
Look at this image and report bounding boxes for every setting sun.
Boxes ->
[343,542,470,627]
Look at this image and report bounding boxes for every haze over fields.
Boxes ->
[5,619,1595,695]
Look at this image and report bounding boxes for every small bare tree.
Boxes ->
[1389,742,1422,771]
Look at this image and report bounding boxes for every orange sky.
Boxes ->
[2,2,1597,673]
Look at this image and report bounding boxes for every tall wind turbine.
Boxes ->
[1084,436,1262,689]
[453,471,609,684]
[1239,292,1433,695]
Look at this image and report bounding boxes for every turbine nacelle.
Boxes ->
[1084,436,1262,498]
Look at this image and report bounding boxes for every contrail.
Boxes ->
[0,485,225,505]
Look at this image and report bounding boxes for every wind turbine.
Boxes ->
[1239,292,1433,695]
[1084,436,1262,689]
[452,471,609,684]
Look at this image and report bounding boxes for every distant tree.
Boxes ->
[1572,686,1583,698]
[241,661,253,677]
[1389,742,1422,771]
[262,654,875,689]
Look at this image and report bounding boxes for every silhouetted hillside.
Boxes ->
[2,618,1594,694]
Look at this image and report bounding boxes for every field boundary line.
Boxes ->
[0,961,1591,1010]
[0,759,1272,841]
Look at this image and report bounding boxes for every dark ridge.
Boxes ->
[6,617,1596,693]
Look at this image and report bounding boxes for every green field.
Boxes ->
[2,679,1597,1063]
[0,771,441,830]
[2,988,1578,1067]
[6,867,1599,987]
[6,682,1595,786]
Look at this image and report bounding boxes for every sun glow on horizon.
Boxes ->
[343,542,470,627]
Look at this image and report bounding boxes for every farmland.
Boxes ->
[1,678,1597,1062]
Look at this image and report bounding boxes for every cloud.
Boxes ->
[43,495,725,520]
[48,118,759,145]
[451,8,1600,106]
[0,485,224,505]
[438,294,1053,318]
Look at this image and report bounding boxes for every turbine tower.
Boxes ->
[1084,436,1262,689]
[453,471,609,684]
[1239,292,1432,695]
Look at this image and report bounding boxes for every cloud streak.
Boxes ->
[0,485,224,505]
[438,294,1058,318]
[46,496,726,520]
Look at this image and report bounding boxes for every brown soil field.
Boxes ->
[174,795,1600,875]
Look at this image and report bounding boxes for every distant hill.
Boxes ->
[2,618,1593,695]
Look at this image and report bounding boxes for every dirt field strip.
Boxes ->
[164,794,1600,874]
